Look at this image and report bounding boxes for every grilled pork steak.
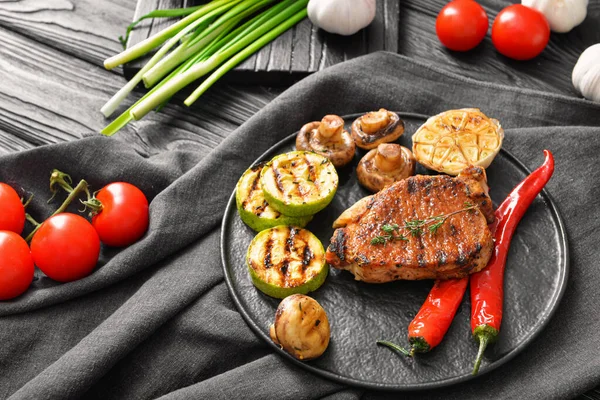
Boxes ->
[326,167,494,282]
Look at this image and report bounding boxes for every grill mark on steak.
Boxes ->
[436,250,448,266]
[328,229,348,262]
[325,168,494,282]
[449,224,458,236]
[407,178,417,194]
[456,249,467,266]
[355,254,369,266]
[417,254,426,268]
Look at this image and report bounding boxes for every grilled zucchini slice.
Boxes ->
[236,164,312,232]
[260,151,338,217]
[246,226,328,299]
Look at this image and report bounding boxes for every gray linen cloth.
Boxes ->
[1,52,599,400]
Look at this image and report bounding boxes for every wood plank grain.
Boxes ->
[0,25,277,156]
[0,0,597,96]
[124,0,400,84]
[398,0,600,96]
[0,0,133,67]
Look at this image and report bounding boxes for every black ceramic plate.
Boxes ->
[221,112,568,390]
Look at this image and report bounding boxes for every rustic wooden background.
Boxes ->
[0,0,599,396]
[125,0,401,84]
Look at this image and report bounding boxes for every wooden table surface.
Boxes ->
[0,0,599,398]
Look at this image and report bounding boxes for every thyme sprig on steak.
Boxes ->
[371,202,479,245]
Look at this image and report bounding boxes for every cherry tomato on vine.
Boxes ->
[492,4,550,61]
[31,213,100,282]
[436,0,489,52]
[0,183,25,234]
[92,182,149,247]
[0,231,34,300]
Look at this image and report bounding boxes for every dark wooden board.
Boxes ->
[123,0,400,84]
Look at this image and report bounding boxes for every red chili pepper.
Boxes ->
[470,150,555,375]
[377,277,468,356]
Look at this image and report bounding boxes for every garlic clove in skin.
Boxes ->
[308,0,377,36]
[522,0,588,33]
[572,44,600,102]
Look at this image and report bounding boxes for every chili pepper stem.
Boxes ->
[376,340,412,357]
[25,179,91,243]
[472,325,498,375]
[472,332,488,375]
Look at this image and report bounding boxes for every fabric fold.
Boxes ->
[1,52,599,400]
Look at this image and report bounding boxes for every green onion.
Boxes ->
[118,6,205,49]
[101,0,242,117]
[101,0,309,135]
[142,0,275,88]
[130,0,307,120]
[186,9,307,106]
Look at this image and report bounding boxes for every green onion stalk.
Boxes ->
[101,0,309,135]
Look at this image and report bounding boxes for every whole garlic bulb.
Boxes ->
[522,0,588,33]
[308,0,376,36]
[572,44,600,102]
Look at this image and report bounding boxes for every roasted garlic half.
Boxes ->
[296,115,355,167]
[351,109,405,150]
[357,143,416,192]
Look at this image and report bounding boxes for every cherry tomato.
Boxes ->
[492,4,550,60]
[436,0,489,52]
[31,213,100,282]
[0,231,34,300]
[92,182,149,247]
[0,183,25,234]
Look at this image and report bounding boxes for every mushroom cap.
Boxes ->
[357,144,416,192]
[270,294,330,360]
[296,117,355,167]
[351,110,405,150]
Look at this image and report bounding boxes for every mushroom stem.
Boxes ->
[317,115,344,140]
[360,109,390,134]
[374,143,404,172]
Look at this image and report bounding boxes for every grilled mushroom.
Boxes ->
[269,294,330,361]
[357,143,416,192]
[296,115,355,167]
[351,109,405,150]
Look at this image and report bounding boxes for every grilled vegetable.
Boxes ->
[351,109,405,150]
[269,294,331,360]
[296,115,356,168]
[236,163,312,231]
[471,150,555,375]
[246,226,328,298]
[356,143,416,192]
[260,151,338,217]
[412,108,504,176]
[377,277,469,357]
